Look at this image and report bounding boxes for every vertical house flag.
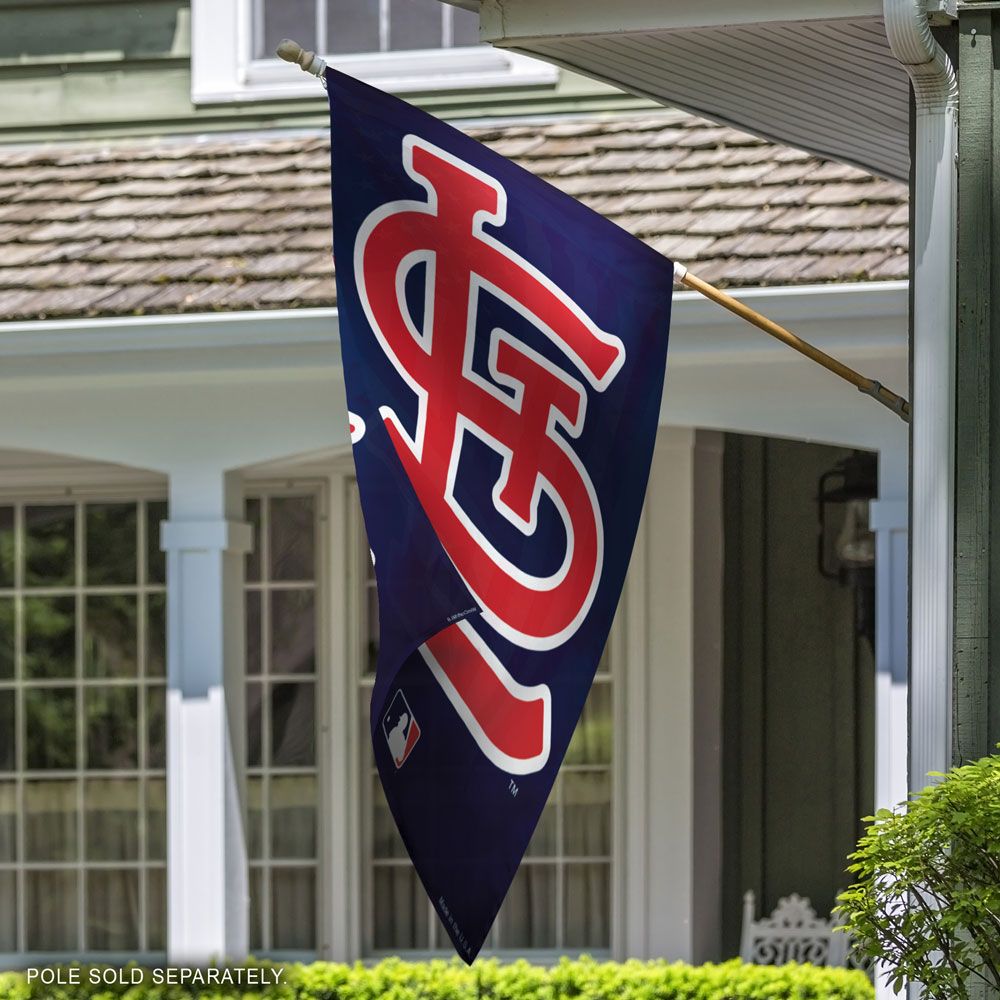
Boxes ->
[328,66,673,961]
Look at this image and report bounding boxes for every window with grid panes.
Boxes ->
[252,0,481,61]
[0,498,167,956]
[353,495,614,954]
[244,490,322,954]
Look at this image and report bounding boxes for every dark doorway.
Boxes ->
[720,434,876,956]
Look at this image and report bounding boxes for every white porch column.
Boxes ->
[871,450,909,814]
[162,468,252,964]
[620,427,724,961]
[871,450,908,1000]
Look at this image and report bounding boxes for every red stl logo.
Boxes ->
[356,136,624,775]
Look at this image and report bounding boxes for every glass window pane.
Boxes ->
[86,686,138,770]
[245,498,261,583]
[0,597,13,680]
[451,5,480,46]
[247,776,263,860]
[85,595,138,678]
[26,687,76,770]
[271,865,316,950]
[498,864,556,948]
[249,866,265,951]
[147,866,166,951]
[146,593,166,678]
[146,501,167,585]
[327,0,380,54]
[270,496,315,581]
[0,689,13,771]
[564,862,611,948]
[247,681,262,767]
[25,779,77,861]
[260,0,317,59]
[0,507,12,589]
[565,681,611,765]
[389,0,443,51]
[147,684,165,770]
[563,770,611,857]
[0,870,15,951]
[25,505,75,588]
[525,776,558,857]
[246,591,261,677]
[271,682,315,766]
[271,774,317,859]
[26,869,78,950]
[85,778,139,861]
[0,782,15,861]
[372,867,428,950]
[86,503,137,586]
[147,777,166,861]
[371,775,406,859]
[271,589,315,675]
[24,595,76,680]
[86,869,139,951]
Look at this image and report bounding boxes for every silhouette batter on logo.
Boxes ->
[383,690,421,768]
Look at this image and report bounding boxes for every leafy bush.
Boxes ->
[0,956,873,1000]
[838,751,1000,999]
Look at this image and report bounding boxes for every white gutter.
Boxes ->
[0,282,905,359]
[882,1,958,793]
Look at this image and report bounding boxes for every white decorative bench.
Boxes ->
[740,890,868,970]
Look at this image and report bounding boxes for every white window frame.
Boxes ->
[190,0,558,105]
[243,478,329,962]
[0,480,169,967]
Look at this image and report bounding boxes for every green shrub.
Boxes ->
[0,956,873,1000]
[838,751,1000,999]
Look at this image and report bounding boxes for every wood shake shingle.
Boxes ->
[0,110,908,322]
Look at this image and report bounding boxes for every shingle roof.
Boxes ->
[0,112,908,322]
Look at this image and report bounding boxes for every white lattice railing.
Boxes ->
[740,890,871,971]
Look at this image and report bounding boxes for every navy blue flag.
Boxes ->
[327,66,673,961]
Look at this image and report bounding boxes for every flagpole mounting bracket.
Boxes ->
[276,39,328,83]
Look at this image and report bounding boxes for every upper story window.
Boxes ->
[254,0,480,59]
[191,0,557,105]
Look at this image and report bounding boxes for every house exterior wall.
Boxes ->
[0,0,649,143]
[0,285,908,964]
[0,0,915,962]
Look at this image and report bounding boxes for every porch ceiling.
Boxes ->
[453,1,912,182]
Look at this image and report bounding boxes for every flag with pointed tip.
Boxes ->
[327,65,673,961]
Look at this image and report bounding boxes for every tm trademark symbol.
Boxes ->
[508,779,519,797]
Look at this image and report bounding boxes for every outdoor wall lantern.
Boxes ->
[816,450,877,652]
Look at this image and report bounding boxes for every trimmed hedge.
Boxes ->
[0,957,874,1000]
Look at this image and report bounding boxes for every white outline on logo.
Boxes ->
[348,411,366,444]
[354,135,624,650]
[354,136,625,774]
[420,619,552,775]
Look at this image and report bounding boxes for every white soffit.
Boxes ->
[473,1,911,182]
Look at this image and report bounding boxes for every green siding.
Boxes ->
[954,11,1000,767]
[0,0,651,142]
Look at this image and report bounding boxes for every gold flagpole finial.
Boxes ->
[276,38,327,78]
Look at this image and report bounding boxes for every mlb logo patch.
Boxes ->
[383,690,421,768]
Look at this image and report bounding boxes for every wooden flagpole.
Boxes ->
[675,264,911,423]
[277,40,911,425]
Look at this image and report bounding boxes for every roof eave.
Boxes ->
[452,0,911,181]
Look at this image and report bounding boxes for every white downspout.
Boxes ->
[881,6,957,998]
[883,0,957,789]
